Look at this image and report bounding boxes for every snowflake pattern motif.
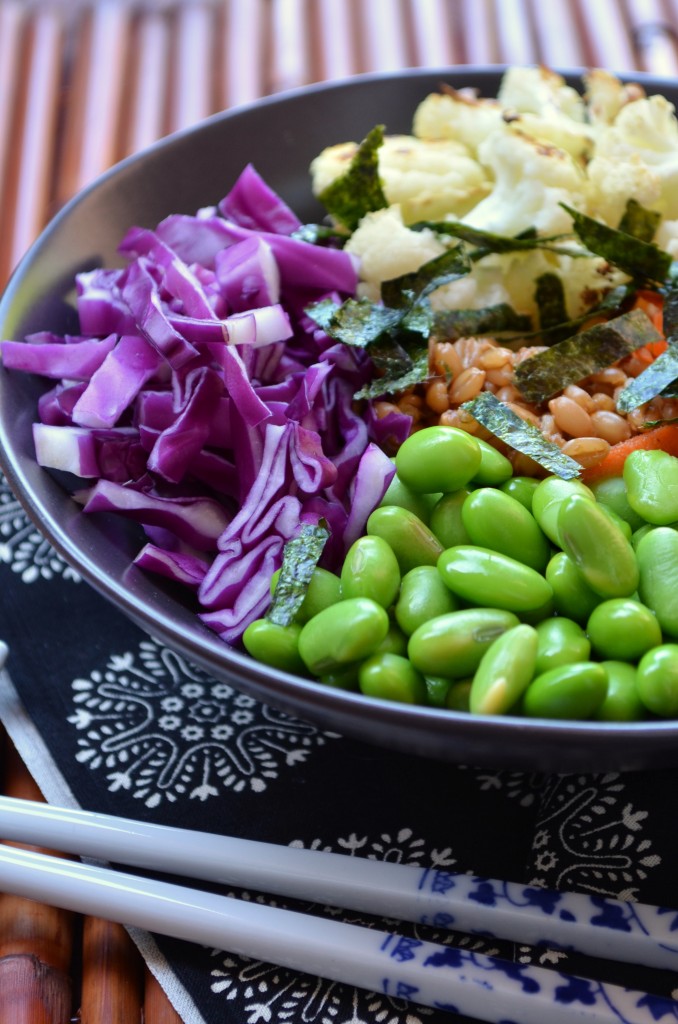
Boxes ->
[0,473,80,583]
[68,639,338,807]
[209,829,498,1024]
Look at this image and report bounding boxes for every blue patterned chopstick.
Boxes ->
[0,794,676,973]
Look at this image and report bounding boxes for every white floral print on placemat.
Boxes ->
[68,638,338,807]
[0,472,80,584]
[527,772,661,899]
[518,772,667,987]
[209,829,495,1024]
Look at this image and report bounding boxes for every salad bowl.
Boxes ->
[2,66,678,772]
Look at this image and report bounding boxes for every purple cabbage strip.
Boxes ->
[217,163,302,235]
[71,334,164,429]
[3,164,403,648]
[0,334,117,379]
[133,543,209,589]
[83,480,230,551]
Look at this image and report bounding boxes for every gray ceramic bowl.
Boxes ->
[2,66,678,772]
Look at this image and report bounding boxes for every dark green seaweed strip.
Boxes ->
[306,296,403,347]
[432,303,532,340]
[380,246,472,308]
[462,392,581,479]
[267,522,330,627]
[616,342,678,412]
[513,308,662,405]
[535,273,568,330]
[618,198,661,243]
[561,203,671,284]
[409,219,573,257]
[318,125,388,232]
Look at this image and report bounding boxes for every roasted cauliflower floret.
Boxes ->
[310,134,489,224]
[586,94,678,224]
[462,125,588,236]
[345,205,445,300]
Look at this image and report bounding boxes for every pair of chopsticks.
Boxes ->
[0,794,676,1024]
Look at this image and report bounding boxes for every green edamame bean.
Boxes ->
[340,535,400,608]
[243,619,306,674]
[470,623,538,715]
[445,679,472,712]
[636,526,678,637]
[395,565,459,636]
[598,503,633,541]
[500,475,539,511]
[437,546,553,613]
[523,662,608,720]
[270,566,341,624]
[429,490,472,549]
[408,607,520,678]
[366,505,443,573]
[425,675,452,707]
[532,476,594,546]
[319,665,361,690]
[590,476,646,532]
[586,598,662,661]
[545,552,601,623]
[376,622,409,656]
[597,661,645,722]
[632,523,656,550]
[470,438,513,486]
[395,425,482,494]
[461,488,550,572]
[624,449,678,525]
[557,494,639,598]
[636,644,678,717]
[359,653,427,704]
[379,468,440,524]
[298,597,389,675]
[534,617,590,674]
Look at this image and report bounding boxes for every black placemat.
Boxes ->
[1,471,677,1024]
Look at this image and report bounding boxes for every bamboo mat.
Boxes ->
[1,0,678,1020]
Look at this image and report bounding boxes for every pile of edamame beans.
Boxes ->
[244,425,678,721]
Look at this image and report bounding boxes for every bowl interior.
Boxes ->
[2,66,678,773]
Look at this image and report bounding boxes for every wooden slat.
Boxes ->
[0,7,62,286]
[0,742,74,1024]
[144,968,185,1024]
[55,1,132,205]
[79,917,144,1024]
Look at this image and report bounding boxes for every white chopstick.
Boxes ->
[0,794,677,974]
[0,840,674,1024]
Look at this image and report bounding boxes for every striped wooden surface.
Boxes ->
[1,0,678,1019]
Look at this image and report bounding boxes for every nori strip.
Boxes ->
[616,342,678,412]
[535,273,568,330]
[462,391,581,479]
[291,223,348,245]
[513,308,662,405]
[561,203,672,284]
[306,296,403,347]
[380,246,472,308]
[267,521,330,627]
[317,125,388,231]
[409,219,574,257]
[355,348,431,400]
[432,303,532,340]
[618,198,661,243]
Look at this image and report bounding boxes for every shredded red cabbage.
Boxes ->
[0,165,410,645]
